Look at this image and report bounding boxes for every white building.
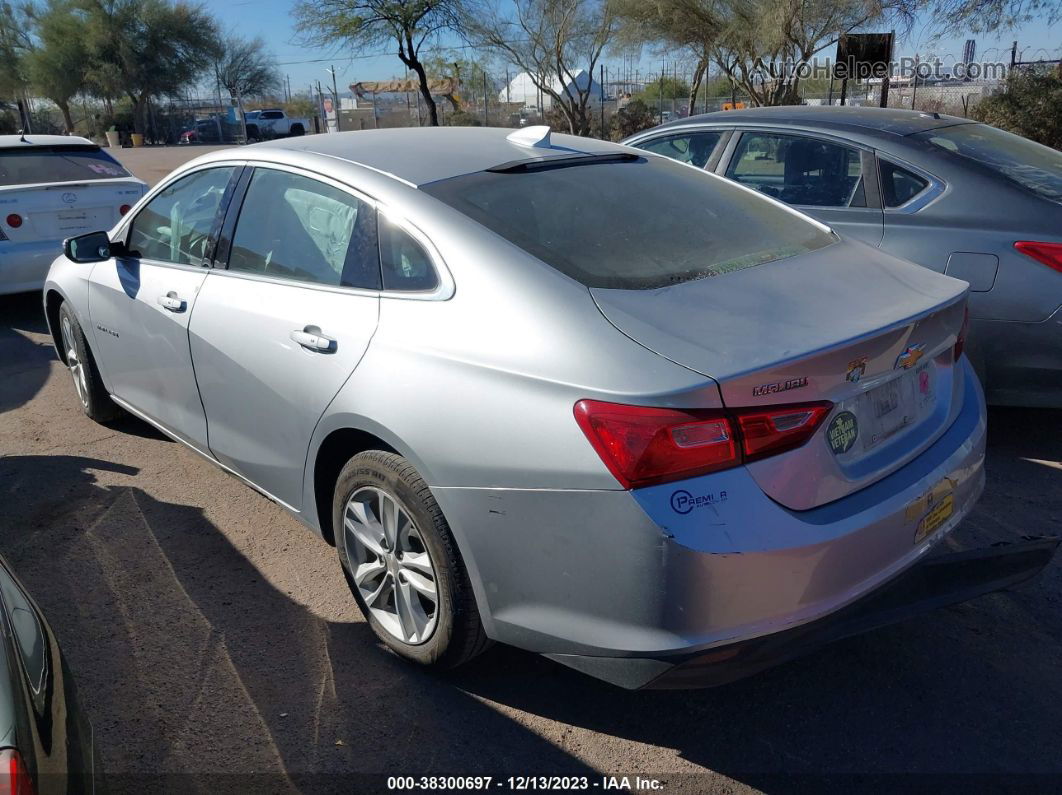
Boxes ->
[498,70,603,109]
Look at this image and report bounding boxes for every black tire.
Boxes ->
[245,124,260,142]
[333,450,490,668]
[289,123,304,136]
[57,302,123,423]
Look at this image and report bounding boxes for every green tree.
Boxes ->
[292,0,463,127]
[81,0,220,134]
[26,0,89,133]
[634,74,691,105]
[0,2,33,131]
[971,68,1062,150]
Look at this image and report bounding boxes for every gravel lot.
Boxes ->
[1,144,1060,793]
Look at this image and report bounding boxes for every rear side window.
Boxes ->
[422,155,835,290]
[880,161,929,207]
[378,215,439,292]
[128,166,235,265]
[727,133,866,208]
[0,145,131,186]
[914,123,1062,203]
[634,131,724,169]
[228,168,380,289]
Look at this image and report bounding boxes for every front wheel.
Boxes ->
[333,451,489,668]
[57,302,123,423]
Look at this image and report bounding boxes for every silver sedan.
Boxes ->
[624,106,1062,408]
[44,126,1039,688]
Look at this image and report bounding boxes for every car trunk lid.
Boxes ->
[0,180,144,243]
[591,239,970,509]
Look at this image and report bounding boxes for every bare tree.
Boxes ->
[214,34,280,101]
[292,0,462,126]
[463,0,613,136]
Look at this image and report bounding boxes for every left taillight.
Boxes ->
[0,749,35,795]
[574,399,832,489]
[1014,240,1062,274]
[119,204,132,216]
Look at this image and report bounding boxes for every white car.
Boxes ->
[0,135,146,295]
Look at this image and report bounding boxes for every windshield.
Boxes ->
[422,155,835,289]
[0,145,131,186]
[914,123,1062,203]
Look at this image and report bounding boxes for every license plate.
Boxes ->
[853,364,934,454]
[914,493,954,543]
[56,210,92,232]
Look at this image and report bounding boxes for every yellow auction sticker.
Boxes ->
[915,493,954,544]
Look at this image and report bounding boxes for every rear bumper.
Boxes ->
[436,361,990,679]
[558,537,1060,689]
[969,310,1062,408]
[0,240,63,294]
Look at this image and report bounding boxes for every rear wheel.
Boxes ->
[333,451,489,667]
[289,123,305,136]
[58,303,123,423]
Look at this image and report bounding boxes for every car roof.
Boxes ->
[655,106,977,138]
[0,134,98,149]
[251,127,624,186]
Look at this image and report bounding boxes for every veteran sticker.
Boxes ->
[826,410,858,455]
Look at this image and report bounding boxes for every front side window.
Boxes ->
[422,155,835,290]
[0,144,131,186]
[914,123,1062,204]
[726,133,866,208]
[634,131,724,169]
[880,160,930,207]
[227,168,380,289]
[128,167,235,265]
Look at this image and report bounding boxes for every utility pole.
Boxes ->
[599,63,605,137]
[330,65,342,131]
[482,68,488,126]
[659,59,664,124]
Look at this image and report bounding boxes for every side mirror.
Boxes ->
[63,231,113,263]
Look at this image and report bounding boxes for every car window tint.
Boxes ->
[914,123,1062,203]
[422,156,835,290]
[880,161,929,207]
[0,144,131,186]
[228,169,381,289]
[727,133,865,208]
[128,167,235,265]
[635,131,723,168]
[379,215,439,292]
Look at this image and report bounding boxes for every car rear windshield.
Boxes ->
[421,154,836,289]
[0,145,131,186]
[914,123,1062,203]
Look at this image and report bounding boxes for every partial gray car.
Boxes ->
[41,127,1054,688]
[624,107,1062,407]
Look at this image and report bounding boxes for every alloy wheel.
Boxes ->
[60,315,88,408]
[343,486,439,644]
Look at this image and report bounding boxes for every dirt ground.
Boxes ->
[0,144,1060,793]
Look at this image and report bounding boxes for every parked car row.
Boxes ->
[42,117,1058,696]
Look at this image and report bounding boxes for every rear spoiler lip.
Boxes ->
[547,537,1060,689]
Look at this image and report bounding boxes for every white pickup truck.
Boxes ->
[245,109,309,141]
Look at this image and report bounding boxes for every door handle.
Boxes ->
[290,325,336,353]
[157,292,186,312]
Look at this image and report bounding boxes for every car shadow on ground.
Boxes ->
[2,448,1060,793]
[0,293,54,414]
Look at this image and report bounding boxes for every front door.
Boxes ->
[189,166,383,509]
[87,165,239,449]
[721,130,884,246]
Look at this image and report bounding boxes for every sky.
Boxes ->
[208,0,1062,97]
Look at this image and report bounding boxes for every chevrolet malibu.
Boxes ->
[42,127,1044,688]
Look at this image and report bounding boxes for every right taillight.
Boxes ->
[0,749,35,795]
[574,399,832,489]
[954,305,970,362]
[1014,241,1062,274]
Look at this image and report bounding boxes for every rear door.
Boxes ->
[188,165,387,509]
[720,129,884,247]
[88,164,240,450]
